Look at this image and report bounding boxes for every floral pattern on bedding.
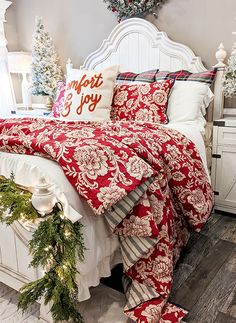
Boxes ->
[0,118,214,322]
[111,80,174,123]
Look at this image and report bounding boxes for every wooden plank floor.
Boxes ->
[171,212,236,323]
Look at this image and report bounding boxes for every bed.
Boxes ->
[0,18,227,322]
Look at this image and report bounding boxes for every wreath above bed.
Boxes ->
[103,0,166,21]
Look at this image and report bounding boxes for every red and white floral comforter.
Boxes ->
[0,118,214,322]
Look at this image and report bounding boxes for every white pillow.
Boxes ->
[202,87,214,115]
[61,65,119,121]
[167,81,214,132]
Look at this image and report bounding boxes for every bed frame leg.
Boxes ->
[39,301,53,323]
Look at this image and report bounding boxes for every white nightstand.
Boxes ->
[11,103,51,117]
[11,108,51,117]
[211,117,236,214]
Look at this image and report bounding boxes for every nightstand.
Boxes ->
[11,103,51,117]
[11,108,51,117]
[211,117,236,214]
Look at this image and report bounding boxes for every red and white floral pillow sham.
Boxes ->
[111,79,175,124]
[51,81,66,118]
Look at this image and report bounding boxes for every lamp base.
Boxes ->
[45,96,53,111]
[21,73,32,109]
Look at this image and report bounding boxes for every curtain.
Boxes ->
[0,44,16,117]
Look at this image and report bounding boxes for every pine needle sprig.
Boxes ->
[0,175,38,224]
[0,176,85,322]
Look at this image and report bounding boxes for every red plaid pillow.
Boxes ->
[111,79,175,124]
[155,68,217,85]
[116,69,158,83]
[51,81,66,117]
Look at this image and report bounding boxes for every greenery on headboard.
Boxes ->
[104,0,166,21]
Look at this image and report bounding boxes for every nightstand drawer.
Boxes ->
[217,127,236,146]
[212,118,236,215]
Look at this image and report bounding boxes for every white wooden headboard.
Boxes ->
[68,18,227,120]
[82,18,207,73]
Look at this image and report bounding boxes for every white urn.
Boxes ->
[31,177,56,217]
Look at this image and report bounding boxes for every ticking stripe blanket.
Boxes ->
[0,118,214,322]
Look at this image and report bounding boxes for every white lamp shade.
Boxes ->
[8,51,32,108]
[8,52,32,74]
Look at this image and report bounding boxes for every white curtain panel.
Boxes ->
[0,1,16,117]
[0,45,16,117]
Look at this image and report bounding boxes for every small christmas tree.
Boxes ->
[31,17,64,100]
[223,42,236,98]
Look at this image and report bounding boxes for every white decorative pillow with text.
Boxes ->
[61,65,119,121]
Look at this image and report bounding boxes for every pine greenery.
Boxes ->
[103,0,165,20]
[31,17,64,99]
[0,175,38,224]
[0,176,85,322]
[223,51,236,98]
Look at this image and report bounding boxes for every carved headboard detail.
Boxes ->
[68,18,227,121]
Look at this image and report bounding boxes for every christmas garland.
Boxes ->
[103,0,165,21]
[0,175,85,323]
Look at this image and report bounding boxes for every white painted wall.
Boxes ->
[5,0,117,69]
[149,0,236,68]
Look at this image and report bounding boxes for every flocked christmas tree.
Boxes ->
[223,37,236,98]
[31,17,64,100]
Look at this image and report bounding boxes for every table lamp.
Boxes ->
[8,52,32,109]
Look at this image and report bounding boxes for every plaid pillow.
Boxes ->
[155,68,217,85]
[116,69,159,83]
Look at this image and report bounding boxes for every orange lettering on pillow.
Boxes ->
[68,80,78,91]
[67,75,86,95]
[76,93,102,115]
[88,93,102,112]
[82,78,90,88]
[92,73,103,88]
[66,73,104,116]
[68,73,104,96]
[61,93,73,117]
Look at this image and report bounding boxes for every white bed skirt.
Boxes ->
[0,151,120,302]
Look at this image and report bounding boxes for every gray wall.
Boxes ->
[6,0,117,69]
[4,0,236,103]
[149,0,236,68]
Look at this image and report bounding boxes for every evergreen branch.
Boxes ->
[0,176,38,223]
[103,0,165,20]
[0,176,85,322]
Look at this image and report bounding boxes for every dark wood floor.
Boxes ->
[102,211,236,322]
[171,212,236,323]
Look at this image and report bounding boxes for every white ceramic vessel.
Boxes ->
[31,177,56,216]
